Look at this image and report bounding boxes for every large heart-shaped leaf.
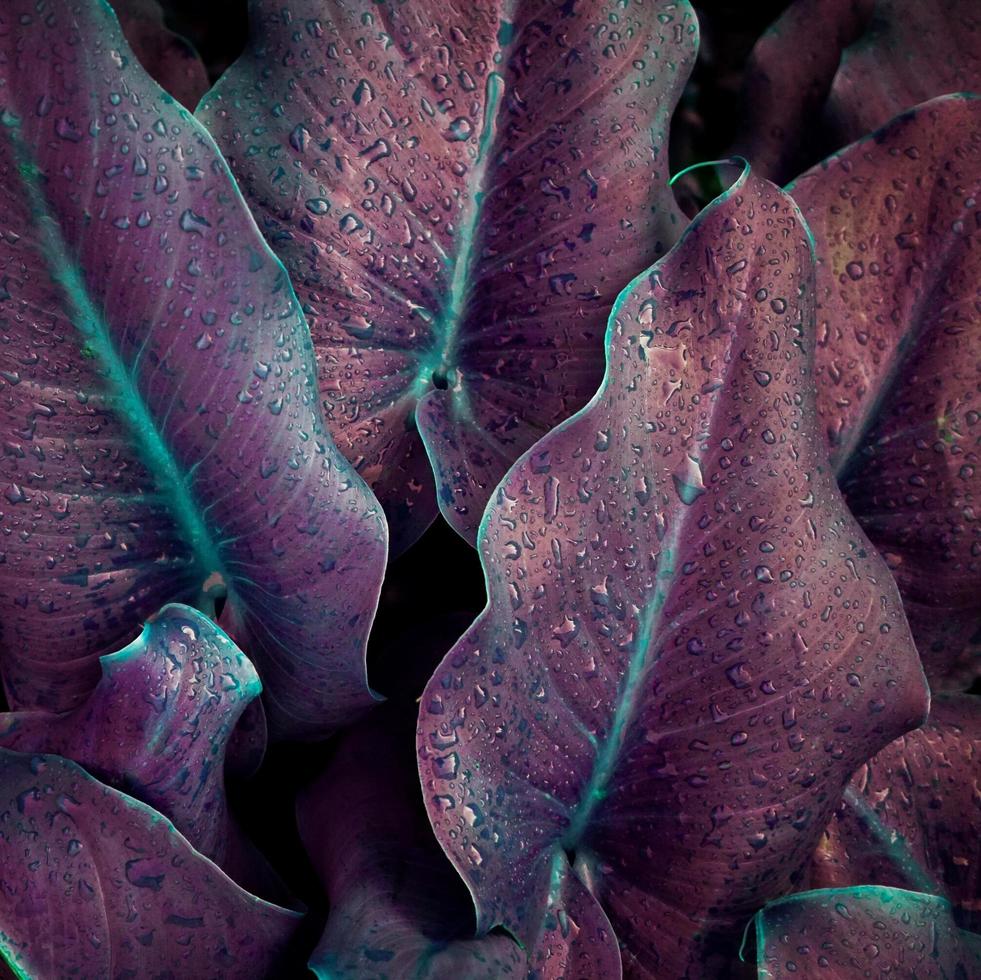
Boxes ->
[417,167,929,977]
[196,0,698,549]
[0,603,285,900]
[0,0,387,738]
[297,703,526,978]
[109,0,210,110]
[0,747,301,978]
[733,0,980,183]
[752,886,981,978]
[788,94,981,690]
[807,694,980,932]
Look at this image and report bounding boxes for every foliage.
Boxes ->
[0,1,977,977]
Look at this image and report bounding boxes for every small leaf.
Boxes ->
[809,695,980,932]
[0,0,387,738]
[417,168,929,976]
[753,886,981,978]
[0,604,284,900]
[0,749,301,979]
[197,0,699,548]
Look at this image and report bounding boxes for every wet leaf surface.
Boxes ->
[0,747,301,979]
[418,168,929,977]
[753,885,981,978]
[198,0,698,548]
[0,0,387,738]
[790,94,981,690]
[808,694,981,932]
[0,604,286,901]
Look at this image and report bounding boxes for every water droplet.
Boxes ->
[443,117,473,141]
[672,455,705,505]
[359,138,391,165]
[725,662,753,688]
[179,209,211,235]
[289,123,309,152]
[339,213,363,234]
[55,117,82,142]
[552,616,580,647]
[544,476,560,523]
[4,484,27,504]
[433,753,459,779]
[353,79,374,105]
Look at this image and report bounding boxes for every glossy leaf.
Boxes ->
[753,886,981,978]
[0,0,387,738]
[0,748,301,978]
[733,0,981,183]
[0,603,284,900]
[418,168,929,977]
[297,704,525,979]
[109,0,210,110]
[197,0,698,549]
[789,94,981,690]
[808,694,980,931]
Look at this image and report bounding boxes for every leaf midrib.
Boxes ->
[424,70,507,386]
[563,517,684,848]
[4,111,231,606]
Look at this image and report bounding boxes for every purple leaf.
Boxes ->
[732,0,872,183]
[196,0,698,549]
[733,0,981,183]
[417,167,929,976]
[808,694,980,931]
[0,603,285,901]
[0,0,387,738]
[297,704,526,978]
[109,0,210,110]
[789,94,981,691]
[825,0,981,150]
[753,886,981,978]
[0,748,301,978]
